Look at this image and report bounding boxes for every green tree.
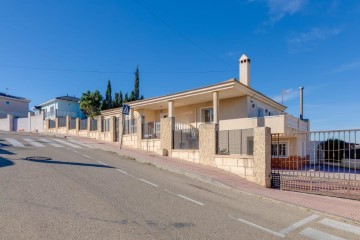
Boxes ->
[124,92,129,103]
[119,91,123,107]
[113,93,120,108]
[129,90,135,102]
[102,80,112,110]
[134,66,140,100]
[80,90,103,117]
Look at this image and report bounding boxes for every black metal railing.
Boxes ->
[70,118,76,130]
[80,119,87,130]
[173,123,199,149]
[124,119,137,135]
[142,121,160,139]
[217,129,254,155]
[58,117,66,128]
[49,119,56,129]
[102,119,110,132]
[90,119,98,131]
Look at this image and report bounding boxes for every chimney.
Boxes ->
[239,54,251,86]
[299,86,304,120]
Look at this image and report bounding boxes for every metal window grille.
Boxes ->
[217,129,254,155]
[142,121,160,139]
[102,119,110,132]
[173,122,199,149]
[80,119,87,130]
[90,119,98,131]
[58,117,66,128]
[123,119,137,135]
[49,119,56,129]
[70,118,76,130]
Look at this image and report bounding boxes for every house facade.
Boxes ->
[0,92,30,118]
[35,96,85,120]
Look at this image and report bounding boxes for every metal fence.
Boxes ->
[217,128,254,155]
[271,129,360,200]
[49,119,56,129]
[173,123,199,149]
[69,118,76,130]
[90,119,98,131]
[102,119,110,132]
[123,119,137,135]
[58,117,66,128]
[80,119,87,130]
[142,121,160,139]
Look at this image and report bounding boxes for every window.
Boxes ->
[257,107,264,117]
[247,137,254,155]
[6,101,10,105]
[202,108,213,123]
[50,106,55,116]
[271,143,287,157]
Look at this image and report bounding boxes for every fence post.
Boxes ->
[76,118,80,136]
[55,118,59,133]
[253,127,272,188]
[97,115,102,140]
[199,123,218,166]
[86,117,91,137]
[160,117,175,156]
[7,114,14,131]
[137,116,142,149]
[65,116,70,135]
[110,116,115,142]
[44,118,49,132]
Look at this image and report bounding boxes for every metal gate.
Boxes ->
[114,117,119,142]
[271,129,360,200]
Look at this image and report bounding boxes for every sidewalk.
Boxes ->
[64,135,360,223]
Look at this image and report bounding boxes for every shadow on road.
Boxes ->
[23,158,114,169]
[0,156,14,168]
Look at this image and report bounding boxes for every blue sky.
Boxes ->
[1,0,360,130]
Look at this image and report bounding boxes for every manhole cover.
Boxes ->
[25,156,52,161]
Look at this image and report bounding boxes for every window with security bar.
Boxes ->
[271,143,287,157]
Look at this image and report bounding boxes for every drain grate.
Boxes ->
[25,156,52,161]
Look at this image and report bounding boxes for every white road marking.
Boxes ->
[177,194,205,206]
[229,215,285,238]
[5,138,25,147]
[139,179,158,187]
[82,154,91,159]
[97,161,108,166]
[320,218,360,236]
[279,214,319,235]
[67,138,93,148]
[116,169,128,174]
[54,139,81,148]
[300,227,345,240]
[39,139,64,147]
[24,138,45,147]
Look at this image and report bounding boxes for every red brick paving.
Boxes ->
[65,135,360,223]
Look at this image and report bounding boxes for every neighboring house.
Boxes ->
[0,92,31,118]
[34,95,85,120]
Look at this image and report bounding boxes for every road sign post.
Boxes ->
[120,105,131,149]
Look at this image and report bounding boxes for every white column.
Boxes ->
[213,91,219,124]
[168,101,174,118]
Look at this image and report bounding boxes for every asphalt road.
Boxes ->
[1,132,360,240]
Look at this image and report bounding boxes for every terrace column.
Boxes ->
[168,101,174,118]
[213,91,219,124]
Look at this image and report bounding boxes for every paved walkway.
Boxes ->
[62,135,360,223]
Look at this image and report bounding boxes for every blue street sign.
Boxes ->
[122,104,130,115]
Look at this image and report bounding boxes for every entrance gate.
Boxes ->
[271,129,360,200]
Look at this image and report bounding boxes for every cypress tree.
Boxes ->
[113,93,119,108]
[105,80,112,109]
[134,66,140,100]
[119,91,123,107]
[124,93,129,103]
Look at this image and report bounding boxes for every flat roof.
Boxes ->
[0,92,30,103]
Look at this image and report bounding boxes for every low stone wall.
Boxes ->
[89,131,98,139]
[342,158,360,170]
[79,130,88,137]
[57,127,67,135]
[99,131,111,142]
[68,129,77,135]
[171,150,200,163]
[123,134,138,148]
[141,139,161,153]
[215,155,255,182]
